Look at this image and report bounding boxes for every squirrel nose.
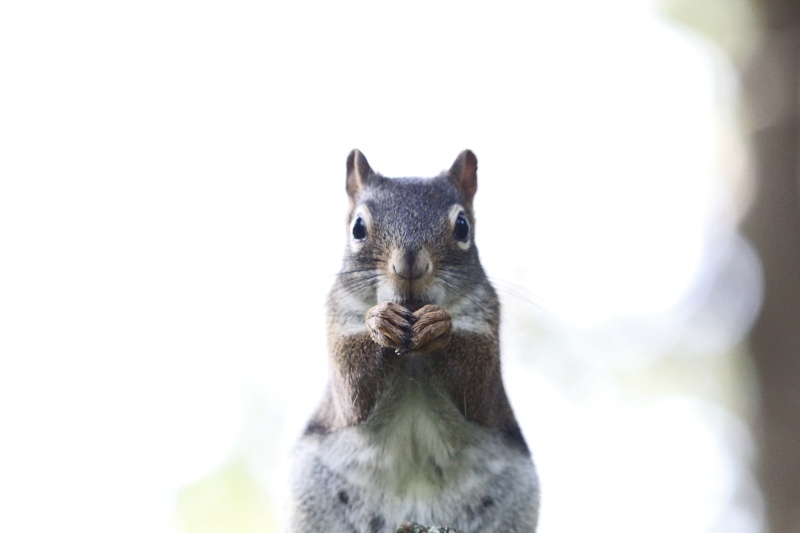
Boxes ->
[391,249,432,280]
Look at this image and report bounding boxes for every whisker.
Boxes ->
[439,265,548,312]
[437,274,488,310]
[326,271,382,303]
[438,265,588,339]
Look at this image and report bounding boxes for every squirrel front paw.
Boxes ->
[366,302,415,351]
[395,522,462,533]
[409,305,452,353]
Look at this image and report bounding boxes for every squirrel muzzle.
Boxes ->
[387,247,436,310]
[390,248,432,281]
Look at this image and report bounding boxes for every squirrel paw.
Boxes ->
[410,305,452,353]
[395,522,462,533]
[366,302,415,351]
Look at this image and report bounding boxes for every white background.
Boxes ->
[1,1,762,532]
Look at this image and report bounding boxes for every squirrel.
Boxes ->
[285,150,540,532]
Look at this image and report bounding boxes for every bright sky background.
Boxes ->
[1,1,762,532]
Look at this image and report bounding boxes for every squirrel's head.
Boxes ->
[339,149,484,311]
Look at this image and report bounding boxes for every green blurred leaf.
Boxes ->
[177,458,276,533]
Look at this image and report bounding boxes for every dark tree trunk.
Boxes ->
[741,2,800,532]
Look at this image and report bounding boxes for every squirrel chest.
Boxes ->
[286,150,539,533]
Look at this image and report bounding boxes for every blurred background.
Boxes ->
[1,1,798,532]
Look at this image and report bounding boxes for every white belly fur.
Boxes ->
[288,374,539,531]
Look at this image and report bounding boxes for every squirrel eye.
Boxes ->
[453,212,470,242]
[352,216,367,241]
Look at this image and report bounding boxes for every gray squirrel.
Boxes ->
[285,150,540,532]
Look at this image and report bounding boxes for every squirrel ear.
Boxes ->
[346,149,373,198]
[448,150,478,204]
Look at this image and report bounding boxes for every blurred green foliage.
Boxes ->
[660,0,758,64]
[177,456,276,533]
